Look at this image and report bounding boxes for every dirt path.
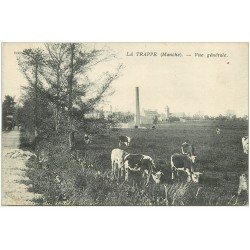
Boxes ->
[2,131,40,205]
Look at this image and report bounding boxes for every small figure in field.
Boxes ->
[216,128,221,135]
[84,133,92,144]
[119,135,131,147]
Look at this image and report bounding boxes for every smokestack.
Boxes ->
[135,87,140,127]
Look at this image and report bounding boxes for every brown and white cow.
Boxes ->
[111,148,128,182]
[242,136,248,154]
[119,135,131,147]
[124,154,160,186]
[171,153,196,182]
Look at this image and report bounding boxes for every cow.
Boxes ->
[242,136,248,154]
[181,142,197,163]
[84,134,92,144]
[119,135,131,147]
[124,154,161,187]
[111,148,128,182]
[170,153,196,182]
[216,128,221,135]
[235,173,248,204]
[238,173,248,195]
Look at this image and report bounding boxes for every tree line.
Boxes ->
[5,43,123,149]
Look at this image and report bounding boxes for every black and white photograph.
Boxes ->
[1,1,250,250]
[1,42,248,206]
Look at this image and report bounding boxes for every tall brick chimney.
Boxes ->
[135,87,140,128]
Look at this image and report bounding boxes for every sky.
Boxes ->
[2,42,248,117]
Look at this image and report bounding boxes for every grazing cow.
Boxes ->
[242,136,248,154]
[124,154,160,186]
[84,134,92,144]
[111,148,128,182]
[119,135,131,147]
[181,142,197,163]
[171,153,196,182]
[216,128,221,135]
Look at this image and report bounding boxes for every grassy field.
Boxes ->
[24,120,248,206]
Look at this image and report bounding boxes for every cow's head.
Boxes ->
[191,172,203,183]
[189,155,197,163]
[152,171,164,184]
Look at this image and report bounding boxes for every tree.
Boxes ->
[17,49,45,137]
[41,43,68,133]
[60,43,122,149]
[226,109,236,119]
[2,95,16,130]
[17,43,123,149]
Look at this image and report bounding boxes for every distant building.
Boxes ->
[139,106,187,124]
[84,109,112,119]
[141,109,160,124]
[170,112,186,118]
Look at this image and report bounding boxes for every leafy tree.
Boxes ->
[59,43,122,149]
[2,95,16,130]
[17,49,45,137]
[17,43,123,148]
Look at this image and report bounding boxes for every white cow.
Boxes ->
[111,148,128,182]
[235,173,248,204]
[181,142,197,163]
[171,153,196,182]
[242,136,248,154]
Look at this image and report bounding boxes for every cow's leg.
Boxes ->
[235,185,243,204]
[186,169,192,182]
[171,168,175,180]
[145,170,151,186]
[170,157,177,180]
[120,162,124,178]
[114,163,119,180]
[135,173,141,189]
[117,167,120,184]
[125,169,129,182]
[111,160,115,179]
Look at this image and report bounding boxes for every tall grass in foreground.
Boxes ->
[23,148,247,206]
[19,122,248,206]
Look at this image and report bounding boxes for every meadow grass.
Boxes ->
[23,120,248,205]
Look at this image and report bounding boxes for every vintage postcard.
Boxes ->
[1,42,248,206]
